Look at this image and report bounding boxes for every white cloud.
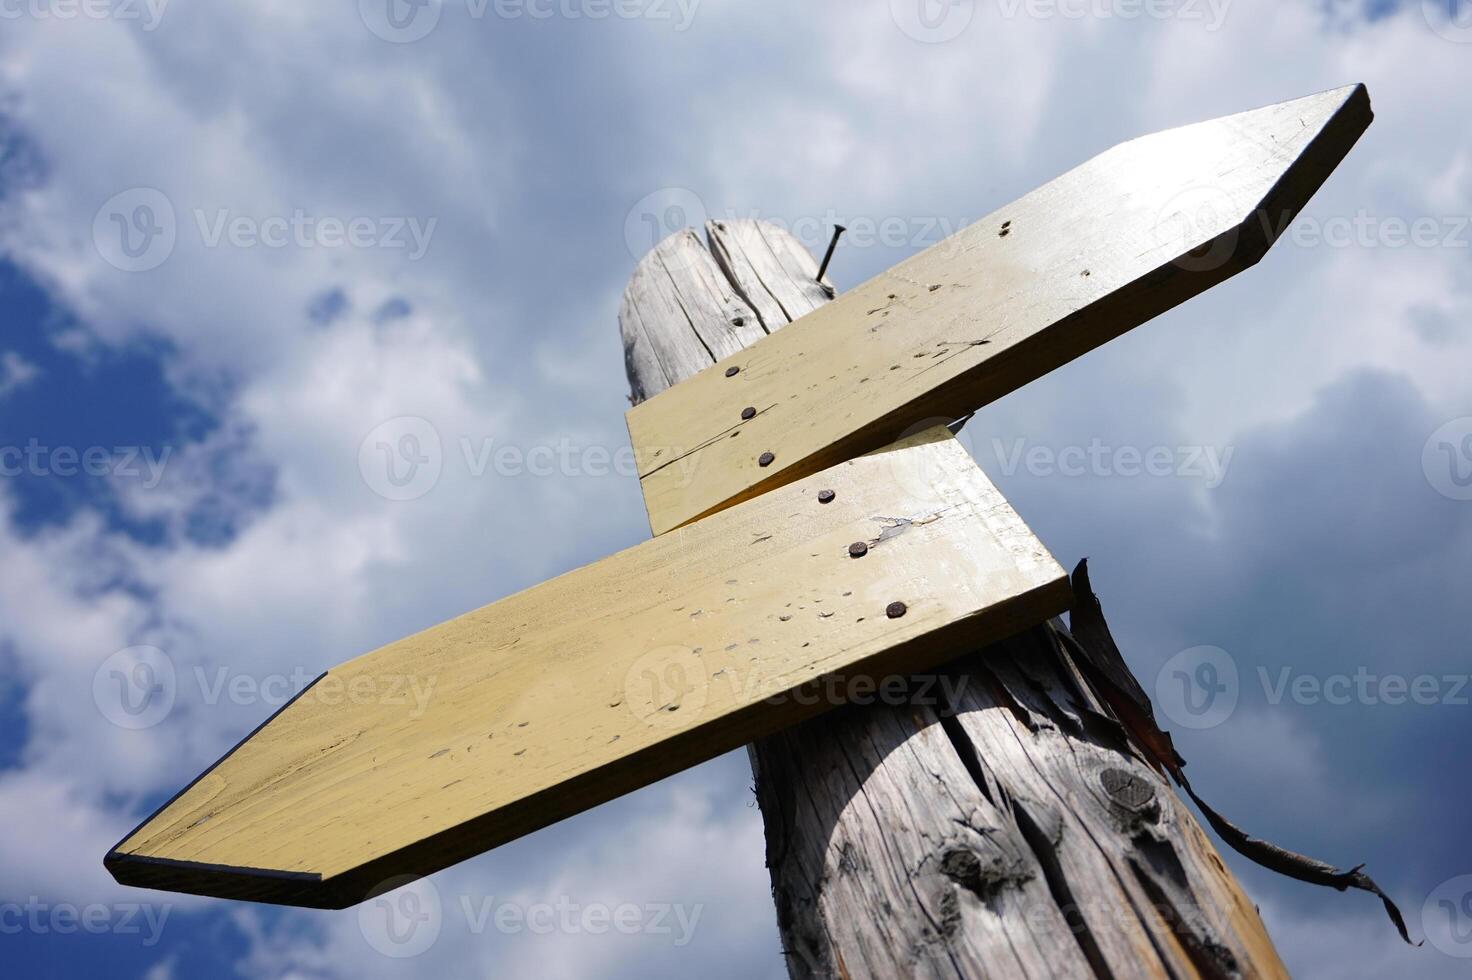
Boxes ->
[0,2,1468,976]
[0,350,39,397]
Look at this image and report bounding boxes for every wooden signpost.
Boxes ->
[108,83,1386,978]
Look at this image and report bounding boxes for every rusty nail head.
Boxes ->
[848,541,868,558]
[741,406,756,420]
[817,489,835,504]
[725,366,740,377]
[759,451,775,467]
[886,601,907,619]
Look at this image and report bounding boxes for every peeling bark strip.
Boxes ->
[1066,562,1415,946]
[622,220,1293,978]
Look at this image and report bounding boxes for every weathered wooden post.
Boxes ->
[619,219,1285,978]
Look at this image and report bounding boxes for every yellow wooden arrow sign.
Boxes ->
[626,84,1372,535]
[106,428,1069,907]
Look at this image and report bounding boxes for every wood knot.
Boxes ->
[939,847,1031,902]
[1100,767,1155,812]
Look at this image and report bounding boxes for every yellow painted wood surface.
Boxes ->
[106,428,1069,908]
[626,84,1373,535]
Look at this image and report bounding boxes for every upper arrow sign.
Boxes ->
[626,84,1373,535]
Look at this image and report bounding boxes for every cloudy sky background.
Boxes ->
[1,0,1470,976]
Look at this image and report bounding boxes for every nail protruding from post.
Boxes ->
[885,601,907,619]
[759,451,775,467]
[817,489,835,504]
[741,406,756,420]
[816,225,846,289]
[848,542,868,558]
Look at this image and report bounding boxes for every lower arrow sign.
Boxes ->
[106,426,1069,908]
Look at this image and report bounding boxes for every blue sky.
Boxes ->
[1,1,1470,977]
